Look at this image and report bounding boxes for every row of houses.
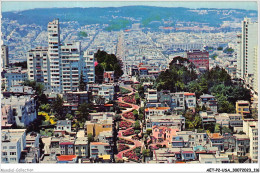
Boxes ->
[147,118,258,163]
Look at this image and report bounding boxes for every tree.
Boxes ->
[217,46,223,50]
[133,109,139,120]
[146,129,152,136]
[51,95,64,119]
[134,130,140,135]
[238,131,246,135]
[114,114,122,122]
[137,85,145,99]
[95,64,104,84]
[39,104,51,113]
[204,122,215,133]
[79,72,86,91]
[13,61,27,69]
[138,114,144,121]
[134,120,141,130]
[222,126,232,134]
[65,113,74,121]
[76,103,93,122]
[143,149,152,157]
[215,123,220,133]
[87,133,94,143]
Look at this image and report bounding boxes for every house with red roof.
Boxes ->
[57,155,77,163]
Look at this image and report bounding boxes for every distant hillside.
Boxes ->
[2,6,258,30]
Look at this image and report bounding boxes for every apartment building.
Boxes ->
[21,132,41,163]
[145,107,171,120]
[48,19,61,93]
[75,130,88,158]
[85,115,113,137]
[184,93,196,109]
[1,105,14,129]
[83,51,95,84]
[186,50,209,70]
[236,100,250,118]
[228,114,243,127]
[27,47,49,84]
[199,111,216,126]
[1,45,9,68]
[215,113,230,127]
[3,67,27,91]
[61,42,82,92]
[243,119,258,163]
[199,94,218,113]
[236,18,258,93]
[146,89,158,103]
[233,134,250,156]
[199,153,230,163]
[88,83,115,103]
[172,131,207,148]
[98,131,113,143]
[27,19,95,94]
[1,95,37,127]
[208,133,224,151]
[1,129,26,163]
[56,120,72,133]
[89,142,112,158]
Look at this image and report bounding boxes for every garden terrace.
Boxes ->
[119,121,133,129]
[123,94,136,104]
[122,128,135,136]
[118,144,130,152]
[122,112,135,120]
[118,138,135,145]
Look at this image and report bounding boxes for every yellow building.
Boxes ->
[85,119,112,137]
[236,100,250,118]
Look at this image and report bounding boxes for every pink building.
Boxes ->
[151,125,179,147]
[103,71,114,83]
[1,105,14,129]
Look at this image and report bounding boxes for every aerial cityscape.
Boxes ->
[1,2,259,166]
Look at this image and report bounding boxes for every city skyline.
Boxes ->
[1,1,258,12]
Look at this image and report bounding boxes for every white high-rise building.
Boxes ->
[48,19,61,93]
[27,19,95,93]
[61,42,81,92]
[237,18,258,93]
[1,45,9,68]
[27,47,49,84]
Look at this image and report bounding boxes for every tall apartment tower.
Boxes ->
[48,19,61,93]
[237,18,258,93]
[27,19,95,94]
[27,47,49,84]
[1,45,9,68]
[61,42,81,92]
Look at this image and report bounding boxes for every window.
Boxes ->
[10,152,16,155]
[10,158,16,161]
[2,152,7,155]
[9,146,16,149]
[2,158,8,162]
[3,146,7,149]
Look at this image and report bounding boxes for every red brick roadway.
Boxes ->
[116,90,143,160]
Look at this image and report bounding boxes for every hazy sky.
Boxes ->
[1,1,258,12]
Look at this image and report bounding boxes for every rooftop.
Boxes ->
[145,107,170,111]
[57,155,77,161]
[90,142,109,146]
[209,133,223,139]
